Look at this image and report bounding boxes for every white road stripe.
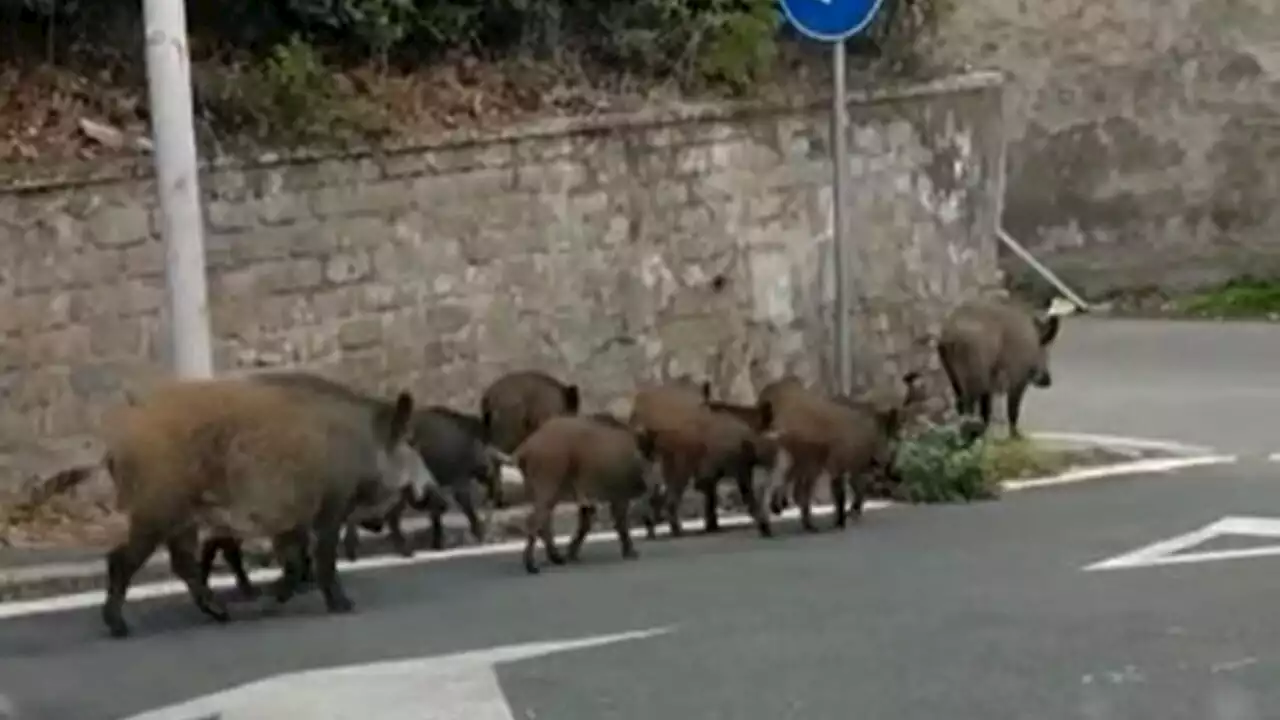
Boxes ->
[1029,431,1216,457]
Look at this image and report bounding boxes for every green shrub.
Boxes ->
[891,418,999,504]
[197,36,385,147]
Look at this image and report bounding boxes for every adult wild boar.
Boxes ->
[937,298,1063,439]
[630,382,775,538]
[514,414,662,574]
[480,370,581,464]
[88,375,432,638]
[758,380,902,532]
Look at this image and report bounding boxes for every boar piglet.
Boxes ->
[480,370,580,455]
[348,404,519,559]
[938,298,1062,439]
[514,415,662,574]
[92,375,429,638]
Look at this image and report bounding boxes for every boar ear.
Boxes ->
[562,384,581,414]
[385,391,415,447]
[1036,315,1061,346]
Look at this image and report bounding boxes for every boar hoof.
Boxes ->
[199,596,231,623]
[524,561,540,575]
[547,552,566,566]
[756,524,773,538]
[622,548,639,560]
[103,612,130,639]
[325,594,355,614]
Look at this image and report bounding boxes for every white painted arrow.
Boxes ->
[1085,516,1280,571]
[120,627,672,720]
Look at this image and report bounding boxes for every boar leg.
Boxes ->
[737,465,771,538]
[850,471,868,520]
[166,528,231,625]
[1006,382,1028,440]
[102,523,164,638]
[522,498,559,574]
[313,503,356,614]
[200,536,259,600]
[268,526,312,605]
[831,471,849,529]
[977,393,993,432]
[795,468,819,533]
[609,498,639,560]
[341,519,363,563]
[697,475,722,534]
[379,494,414,558]
[566,505,596,562]
[453,482,486,546]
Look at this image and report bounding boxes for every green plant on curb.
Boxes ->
[1174,277,1280,319]
[891,418,997,504]
[890,420,1076,504]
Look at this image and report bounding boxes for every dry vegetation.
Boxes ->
[0,0,955,169]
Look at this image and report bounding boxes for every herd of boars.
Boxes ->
[35,295,1068,638]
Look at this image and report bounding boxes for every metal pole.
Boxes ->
[831,40,853,396]
[143,0,214,378]
[997,228,1091,312]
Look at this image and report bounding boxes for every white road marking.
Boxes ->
[0,501,891,620]
[120,626,671,720]
[1084,515,1280,571]
[1029,431,1216,457]
[1003,455,1238,492]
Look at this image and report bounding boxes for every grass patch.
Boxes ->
[890,421,1075,504]
[1173,277,1280,318]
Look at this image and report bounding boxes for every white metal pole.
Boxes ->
[142,0,214,378]
[831,39,853,396]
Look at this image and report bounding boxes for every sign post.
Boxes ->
[778,0,886,396]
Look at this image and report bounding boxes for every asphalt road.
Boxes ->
[4,460,1280,720]
[3,317,1280,720]
[1028,317,1280,456]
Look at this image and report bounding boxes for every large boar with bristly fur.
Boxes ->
[937,298,1062,439]
[514,414,662,574]
[89,376,431,638]
[480,370,581,459]
[629,383,774,538]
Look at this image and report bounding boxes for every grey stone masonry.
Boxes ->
[0,71,1007,491]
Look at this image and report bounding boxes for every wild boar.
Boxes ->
[85,376,432,638]
[346,404,518,559]
[937,298,1062,439]
[514,414,662,574]
[759,382,898,532]
[480,370,581,455]
[630,383,775,538]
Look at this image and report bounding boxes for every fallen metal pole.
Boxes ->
[142,0,214,377]
[996,227,1091,313]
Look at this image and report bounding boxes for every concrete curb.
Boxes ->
[0,432,1237,613]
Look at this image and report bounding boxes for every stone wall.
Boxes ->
[933,0,1280,296]
[0,72,1006,490]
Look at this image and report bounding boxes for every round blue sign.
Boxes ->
[779,0,886,43]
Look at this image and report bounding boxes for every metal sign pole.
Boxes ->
[142,0,214,378]
[779,0,885,398]
[831,40,853,396]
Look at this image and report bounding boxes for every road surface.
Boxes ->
[3,317,1280,720]
[1031,317,1280,456]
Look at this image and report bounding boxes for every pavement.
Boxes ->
[2,316,1279,720]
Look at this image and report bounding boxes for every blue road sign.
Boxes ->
[779,0,886,43]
